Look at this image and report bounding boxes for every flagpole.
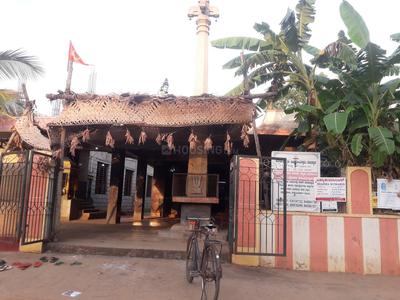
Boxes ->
[65,60,73,93]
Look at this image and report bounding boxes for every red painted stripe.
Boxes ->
[344,217,364,274]
[380,218,400,275]
[349,169,371,214]
[275,214,292,269]
[309,216,328,272]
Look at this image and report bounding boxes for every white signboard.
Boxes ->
[271,151,321,212]
[314,177,346,202]
[377,178,400,210]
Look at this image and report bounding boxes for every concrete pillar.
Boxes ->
[106,151,125,224]
[188,0,219,95]
[194,14,210,95]
[346,167,373,215]
[133,157,147,222]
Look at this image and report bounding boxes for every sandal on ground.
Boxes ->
[49,257,59,263]
[33,261,43,268]
[0,265,12,272]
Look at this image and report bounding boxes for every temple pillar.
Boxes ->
[150,165,167,217]
[133,156,147,222]
[106,150,125,224]
[181,148,211,223]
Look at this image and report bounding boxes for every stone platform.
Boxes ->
[45,218,230,262]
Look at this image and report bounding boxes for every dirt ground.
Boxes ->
[0,252,397,300]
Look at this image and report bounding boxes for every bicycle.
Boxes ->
[185,217,222,300]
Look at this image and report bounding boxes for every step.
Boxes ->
[79,204,95,209]
[88,211,107,219]
[45,242,230,262]
[83,208,99,213]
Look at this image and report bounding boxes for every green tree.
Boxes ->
[294,1,400,174]
[0,49,43,116]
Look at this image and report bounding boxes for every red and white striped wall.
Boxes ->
[259,214,400,275]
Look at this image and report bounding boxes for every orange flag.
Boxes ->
[68,41,88,67]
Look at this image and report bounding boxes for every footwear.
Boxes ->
[0,260,6,266]
[39,256,48,262]
[0,265,12,272]
[70,261,82,266]
[54,261,64,266]
[12,262,31,270]
[49,257,59,263]
[33,261,43,268]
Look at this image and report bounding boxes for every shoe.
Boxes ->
[49,257,59,263]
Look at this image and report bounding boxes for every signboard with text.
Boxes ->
[314,177,346,202]
[377,178,400,210]
[271,151,320,212]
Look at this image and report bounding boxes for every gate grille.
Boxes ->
[0,151,56,246]
[230,156,287,256]
[0,152,27,243]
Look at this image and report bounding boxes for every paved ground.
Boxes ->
[0,252,398,300]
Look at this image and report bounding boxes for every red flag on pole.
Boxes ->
[68,41,88,66]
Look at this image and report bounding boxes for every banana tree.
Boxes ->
[211,0,319,107]
[300,1,400,171]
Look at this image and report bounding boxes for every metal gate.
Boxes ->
[0,150,56,247]
[229,155,287,256]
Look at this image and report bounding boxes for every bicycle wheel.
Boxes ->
[200,245,221,300]
[186,236,198,283]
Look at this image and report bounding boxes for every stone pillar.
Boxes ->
[188,0,219,95]
[106,151,125,224]
[181,147,211,223]
[194,14,210,95]
[133,157,147,222]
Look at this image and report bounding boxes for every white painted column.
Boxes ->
[327,217,345,272]
[292,215,310,270]
[362,218,381,274]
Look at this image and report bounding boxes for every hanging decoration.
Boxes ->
[125,129,134,144]
[224,131,232,155]
[167,133,175,151]
[138,130,147,145]
[13,132,22,149]
[241,124,250,148]
[156,133,167,146]
[82,128,90,142]
[188,130,198,151]
[204,134,213,152]
[70,135,80,156]
[105,130,115,148]
[52,149,62,159]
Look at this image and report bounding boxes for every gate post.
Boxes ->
[19,150,33,244]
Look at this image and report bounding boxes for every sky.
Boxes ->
[2,0,399,115]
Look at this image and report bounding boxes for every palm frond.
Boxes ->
[211,37,269,51]
[234,50,281,76]
[296,0,316,46]
[280,9,300,53]
[0,49,43,80]
[391,33,400,43]
[354,43,387,83]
